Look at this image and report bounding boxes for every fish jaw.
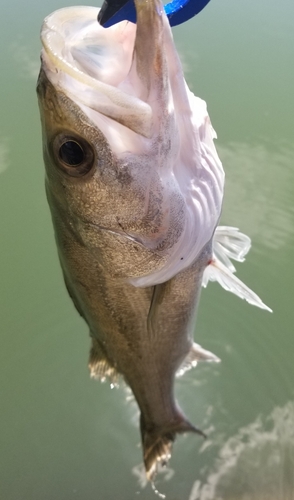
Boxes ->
[40,6,152,138]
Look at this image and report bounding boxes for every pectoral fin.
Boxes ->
[203,226,272,312]
[203,258,272,312]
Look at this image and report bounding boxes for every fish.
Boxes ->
[36,0,271,480]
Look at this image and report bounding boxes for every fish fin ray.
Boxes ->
[140,414,205,481]
[213,226,251,268]
[203,258,272,312]
[88,337,119,384]
[176,342,220,377]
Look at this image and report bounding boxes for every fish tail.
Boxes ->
[140,413,205,480]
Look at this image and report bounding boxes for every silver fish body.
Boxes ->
[37,0,269,479]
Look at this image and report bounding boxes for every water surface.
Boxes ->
[1,1,294,499]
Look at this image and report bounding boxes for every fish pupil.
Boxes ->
[59,141,84,166]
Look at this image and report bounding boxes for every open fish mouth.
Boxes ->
[39,2,224,287]
[40,6,153,138]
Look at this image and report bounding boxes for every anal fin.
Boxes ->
[88,337,119,386]
[176,342,220,377]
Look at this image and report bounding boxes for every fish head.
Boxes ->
[37,65,170,279]
[37,4,224,285]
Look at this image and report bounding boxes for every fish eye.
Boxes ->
[59,140,84,166]
[52,133,95,177]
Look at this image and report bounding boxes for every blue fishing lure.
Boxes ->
[98,0,210,28]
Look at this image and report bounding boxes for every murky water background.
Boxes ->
[1,1,294,499]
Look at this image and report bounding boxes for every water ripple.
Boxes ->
[189,401,294,500]
[219,142,294,251]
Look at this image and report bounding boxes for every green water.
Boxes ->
[1,1,294,499]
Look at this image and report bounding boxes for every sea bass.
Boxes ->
[37,0,270,479]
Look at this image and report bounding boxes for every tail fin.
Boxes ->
[140,413,205,480]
